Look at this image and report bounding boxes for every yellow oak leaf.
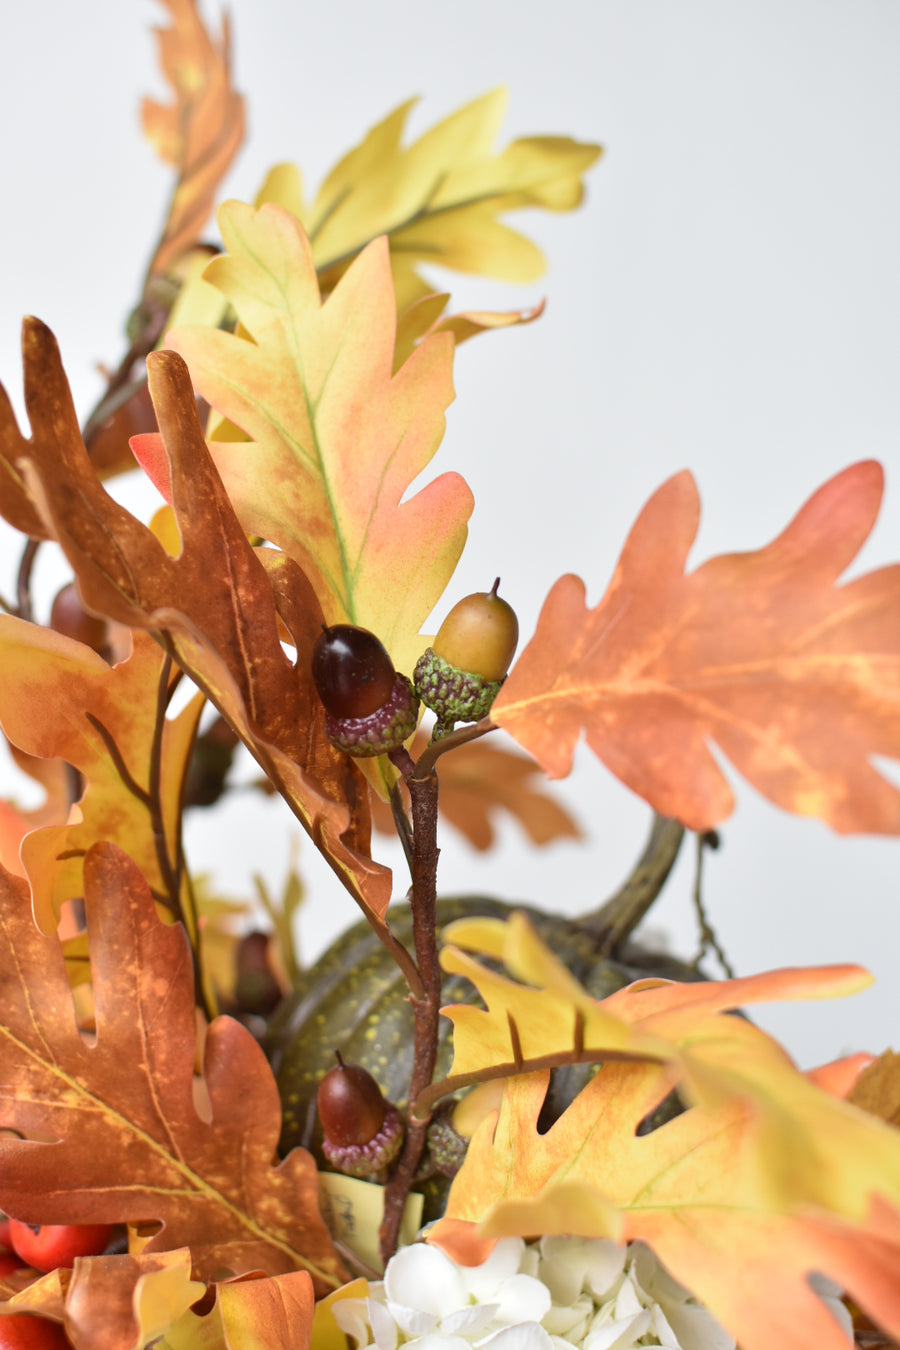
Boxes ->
[167,200,472,680]
[492,461,900,833]
[255,89,601,311]
[428,913,900,1350]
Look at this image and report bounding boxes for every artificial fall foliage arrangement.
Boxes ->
[0,4,898,1349]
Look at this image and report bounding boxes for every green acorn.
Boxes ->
[312,624,419,758]
[414,580,518,737]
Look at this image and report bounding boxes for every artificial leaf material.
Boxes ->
[142,0,245,277]
[1,319,389,921]
[370,732,582,851]
[0,843,345,1289]
[256,89,602,310]
[0,623,199,932]
[492,461,900,833]
[166,201,472,677]
[429,915,900,1350]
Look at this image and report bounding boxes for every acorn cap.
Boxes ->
[321,1103,404,1180]
[413,647,503,727]
[324,673,419,758]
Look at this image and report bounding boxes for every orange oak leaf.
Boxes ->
[492,461,900,833]
[0,319,390,921]
[142,0,245,278]
[370,732,582,851]
[165,200,473,679]
[427,914,900,1350]
[0,842,346,1291]
[0,622,199,933]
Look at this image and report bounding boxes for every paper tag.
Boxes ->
[319,1173,424,1275]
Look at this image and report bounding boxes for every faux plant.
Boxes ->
[0,3,898,1348]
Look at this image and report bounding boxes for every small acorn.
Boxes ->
[312,624,419,758]
[317,1052,404,1180]
[414,580,519,737]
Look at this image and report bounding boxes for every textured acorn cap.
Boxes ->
[324,673,419,757]
[321,1103,404,1180]
[413,647,503,727]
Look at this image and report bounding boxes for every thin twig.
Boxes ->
[379,767,443,1264]
[691,830,735,978]
[412,717,498,781]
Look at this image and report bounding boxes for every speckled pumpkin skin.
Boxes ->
[265,895,704,1180]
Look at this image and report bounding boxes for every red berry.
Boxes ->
[7,1221,113,1273]
[49,583,108,656]
[0,1314,70,1348]
[312,626,396,720]
[0,1252,23,1278]
[317,1054,386,1148]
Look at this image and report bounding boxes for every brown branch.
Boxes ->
[379,766,443,1263]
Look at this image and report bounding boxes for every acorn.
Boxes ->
[317,1053,404,1180]
[414,580,519,737]
[49,582,109,658]
[312,624,419,758]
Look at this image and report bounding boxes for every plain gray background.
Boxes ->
[0,1,898,1065]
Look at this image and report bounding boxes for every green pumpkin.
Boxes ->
[265,817,699,1194]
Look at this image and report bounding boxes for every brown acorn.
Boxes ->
[414,580,519,736]
[312,625,419,758]
[316,1052,404,1180]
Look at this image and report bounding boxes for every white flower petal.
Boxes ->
[585,1309,652,1350]
[612,1276,644,1321]
[385,1245,467,1320]
[461,1238,528,1301]
[493,1274,552,1328]
[660,1299,736,1350]
[333,1298,375,1348]
[480,1321,554,1350]
[403,1336,473,1350]
[370,1298,402,1350]
[441,1304,499,1337]
[539,1238,626,1305]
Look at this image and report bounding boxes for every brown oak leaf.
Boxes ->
[0,842,346,1291]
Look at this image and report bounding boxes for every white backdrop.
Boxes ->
[1,1,898,1065]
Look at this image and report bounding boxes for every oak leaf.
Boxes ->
[142,0,245,277]
[427,913,900,1350]
[166,200,472,679]
[0,842,345,1291]
[850,1050,900,1128]
[370,732,582,851]
[255,89,602,310]
[492,461,900,833]
[0,319,390,921]
[0,623,199,933]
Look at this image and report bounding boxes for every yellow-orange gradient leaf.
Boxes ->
[428,914,900,1350]
[492,462,900,833]
[142,0,245,277]
[0,844,345,1291]
[0,319,390,922]
[167,201,472,678]
[0,624,199,933]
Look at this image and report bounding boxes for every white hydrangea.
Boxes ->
[332,1236,739,1350]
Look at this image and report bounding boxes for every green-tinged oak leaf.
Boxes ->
[0,842,346,1291]
[142,0,245,278]
[427,913,900,1350]
[370,731,582,851]
[0,623,199,933]
[166,200,472,678]
[492,461,900,833]
[255,89,602,310]
[1,319,390,921]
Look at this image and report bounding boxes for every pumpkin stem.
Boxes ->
[578,813,685,956]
